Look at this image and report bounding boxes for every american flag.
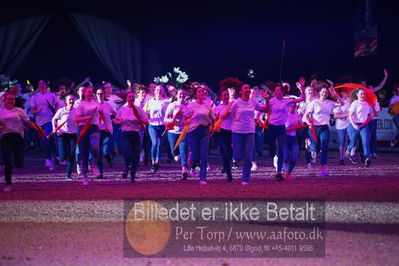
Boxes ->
[354,37,377,58]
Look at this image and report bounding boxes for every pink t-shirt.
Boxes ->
[268,97,292,126]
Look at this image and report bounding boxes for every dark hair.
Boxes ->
[218,88,229,98]
[349,88,364,103]
[171,88,186,103]
[82,86,93,101]
[273,84,289,95]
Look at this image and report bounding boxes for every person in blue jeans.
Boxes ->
[75,86,109,185]
[51,94,77,180]
[333,89,350,166]
[346,88,373,167]
[96,88,117,178]
[145,85,169,172]
[221,83,269,185]
[113,92,148,183]
[304,81,344,176]
[266,79,305,181]
[164,88,189,179]
[183,86,215,185]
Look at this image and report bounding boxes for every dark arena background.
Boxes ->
[1,1,399,265]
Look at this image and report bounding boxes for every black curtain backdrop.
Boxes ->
[0,15,51,76]
[70,12,141,87]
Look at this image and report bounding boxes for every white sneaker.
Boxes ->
[76,163,81,175]
[3,185,11,192]
[241,181,249,185]
[174,155,180,162]
[273,155,278,171]
[199,180,207,185]
[251,163,258,172]
[91,165,101,178]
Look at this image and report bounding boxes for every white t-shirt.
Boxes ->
[268,97,291,126]
[52,107,77,135]
[306,99,336,126]
[164,101,187,134]
[333,99,350,130]
[349,100,371,123]
[30,91,59,126]
[184,101,214,132]
[76,100,103,127]
[98,102,116,133]
[0,107,30,139]
[213,102,233,131]
[370,102,381,120]
[285,112,302,136]
[229,98,263,134]
[116,105,148,132]
[146,98,170,126]
[134,98,147,109]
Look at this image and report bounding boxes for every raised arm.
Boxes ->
[258,90,270,113]
[373,69,388,92]
[290,77,306,104]
[327,79,344,106]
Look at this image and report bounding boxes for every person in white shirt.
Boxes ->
[333,89,350,165]
[113,92,148,183]
[0,93,37,192]
[346,88,372,167]
[164,88,189,179]
[52,94,77,180]
[145,85,170,172]
[266,80,305,181]
[222,84,269,184]
[30,80,60,170]
[182,86,215,184]
[298,86,316,169]
[75,86,109,185]
[304,82,344,176]
[96,88,117,178]
[388,83,399,147]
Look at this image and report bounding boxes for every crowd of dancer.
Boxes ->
[1,69,399,191]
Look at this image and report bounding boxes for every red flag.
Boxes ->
[131,104,146,130]
[46,121,67,138]
[76,107,97,145]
